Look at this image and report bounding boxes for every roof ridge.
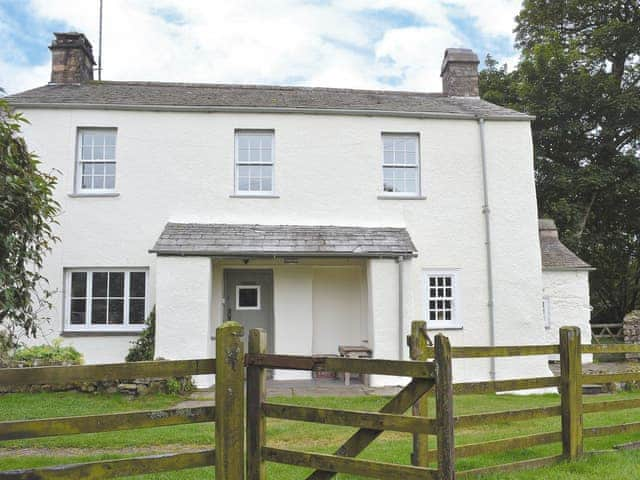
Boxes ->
[82,80,446,97]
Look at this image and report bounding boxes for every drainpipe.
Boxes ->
[478,117,497,381]
[397,255,404,360]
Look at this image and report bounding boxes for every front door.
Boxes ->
[223,269,274,352]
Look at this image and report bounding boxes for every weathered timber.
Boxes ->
[455,431,562,458]
[453,376,559,395]
[305,378,434,480]
[435,334,455,480]
[583,421,640,438]
[263,447,437,480]
[580,373,640,384]
[424,345,559,358]
[247,329,267,480]
[246,353,434,378]
[583,398,640,414]
[246,354,320,370]
[324,357,435,378]
[0,359,215,386]
[262,403,435,434]
[215,322,245,480]
[0,406,214,441]
[454,405,561,428]
[409,321,430,467]
[560,327,583,460]
[456,455,565,478]
[0,449,215,479]
[581,344,640,354]
[455,377,560,395]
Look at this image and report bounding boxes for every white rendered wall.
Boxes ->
[156,256,213,387]
[312,266,366,355]
[273,267,313,380]
[543,269,592,362]
[18,107,554,383]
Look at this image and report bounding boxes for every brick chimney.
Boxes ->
[440,48,479,97]
[49,32,95,84]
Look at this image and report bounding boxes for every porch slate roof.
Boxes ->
[539,219,592,270]
[150,223,417,258]
[6,81,531,119]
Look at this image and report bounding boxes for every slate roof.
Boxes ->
[5,81,531,119]
[539,219,592,270]
[150,223,417,258]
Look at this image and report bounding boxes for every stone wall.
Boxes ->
[623,310,640,361]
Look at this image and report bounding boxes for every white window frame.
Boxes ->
[424,270,461,330]
[236,285,261,310]
[75,128,118,194]
[543,296,551,330]
[64,268,148,333]
[381,133,421,196]
[234,130,275,195]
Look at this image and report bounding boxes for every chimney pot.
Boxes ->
[49,32,96,84]
[440,48,479,97]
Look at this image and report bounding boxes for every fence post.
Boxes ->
[216,321,245,480]
[247,328,267,480]
[435,334,455,480]
[560,326,583,460]
[409,321,430,467]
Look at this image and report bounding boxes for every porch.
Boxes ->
[150,223,417,387]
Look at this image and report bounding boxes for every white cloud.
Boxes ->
[1,0,521,95]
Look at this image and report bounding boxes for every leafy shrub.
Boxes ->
[126,307,155,362]
[13,339,83,366]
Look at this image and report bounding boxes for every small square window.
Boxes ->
[425,271,460,329]
[236,285,261,310]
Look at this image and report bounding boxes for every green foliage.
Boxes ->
[0,97,60,345]
[479,1,640,323]
[125,307,155,362]
[12,339,83,366]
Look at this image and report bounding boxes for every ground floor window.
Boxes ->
[425,270,461,329]
[65,269,148,332]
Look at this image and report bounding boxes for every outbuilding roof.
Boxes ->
[5,81,532,119]
[150,223,417,258]
[539,219,592,270]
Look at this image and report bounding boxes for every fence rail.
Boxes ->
[2,321,640,480]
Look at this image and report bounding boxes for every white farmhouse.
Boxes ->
[7,33,592,386]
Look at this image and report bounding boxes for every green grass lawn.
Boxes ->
[0,391,639,478]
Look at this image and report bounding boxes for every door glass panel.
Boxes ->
[237,286,259,309]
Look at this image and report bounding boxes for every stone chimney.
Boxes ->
[440,48,479,97]
[49,32,95,84]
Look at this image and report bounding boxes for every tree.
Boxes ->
[480,1,640,323]
[0,96,60,348]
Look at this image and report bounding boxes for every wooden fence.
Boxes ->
[1,322,640,479]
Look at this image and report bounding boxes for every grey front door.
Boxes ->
[223,269,274,352]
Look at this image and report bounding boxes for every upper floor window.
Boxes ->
[76,129,117,193]
[425,270,461,329]
[382,134,419,195]
[235,130,274,195]
[65,269,147,332]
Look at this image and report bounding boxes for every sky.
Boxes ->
[0,0,523,95]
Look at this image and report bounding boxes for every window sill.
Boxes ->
[377,195,426,200]
[61,330,143,337]
[229,194,280,199]
[68,193,120,198]
[426,325,463,331]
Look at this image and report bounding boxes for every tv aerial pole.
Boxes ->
[97,0,103,80]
